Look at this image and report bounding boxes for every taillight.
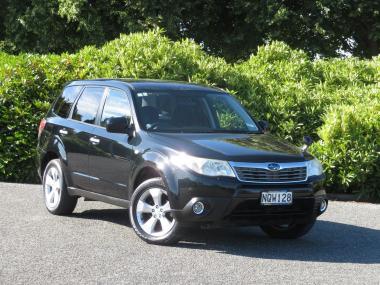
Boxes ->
[38,118,46,138]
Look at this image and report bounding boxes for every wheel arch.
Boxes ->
[40,151,59,175]
[40,135,71,185]
[129,150,179,199]
[132,166,162,191]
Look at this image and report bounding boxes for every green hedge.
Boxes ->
[311,103,380,200]
[0,30,379,199]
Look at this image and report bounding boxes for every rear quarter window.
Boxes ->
[53,85,82,118]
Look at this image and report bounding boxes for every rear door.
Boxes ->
[64,86,106,190]
[87,87,135,199]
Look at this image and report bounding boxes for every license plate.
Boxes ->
[261,191,293,205]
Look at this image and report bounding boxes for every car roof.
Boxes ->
[66,79,225,93]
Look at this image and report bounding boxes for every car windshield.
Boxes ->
[133,90,259,133]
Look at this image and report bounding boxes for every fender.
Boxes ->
[129,149,179,199]
[44,134,72,186]
[52,135,67,164]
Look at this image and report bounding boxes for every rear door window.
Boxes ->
[53,85,82,118]
[72,87,105,124]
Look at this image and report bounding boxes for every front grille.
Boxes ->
[234,166,307,183]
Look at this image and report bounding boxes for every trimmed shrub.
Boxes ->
[0,30,379,199]
[311,103,380,200]
[0,30,232,182]
[234,42,319,142]
[234,43,380,144]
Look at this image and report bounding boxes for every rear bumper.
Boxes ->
[169,171,327,227]
[36,146,45,181]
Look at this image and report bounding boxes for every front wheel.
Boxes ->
[260,219,316,239]
[129,177,181,245]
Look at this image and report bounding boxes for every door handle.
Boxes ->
[59,129,68,135]
[89,136,100,145]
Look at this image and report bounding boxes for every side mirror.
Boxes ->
[258,120,270,133]
[301,135,313,152]
[106,116,131,134]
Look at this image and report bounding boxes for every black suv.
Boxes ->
[37,79,327,244]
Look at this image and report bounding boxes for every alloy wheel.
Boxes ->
[44,166,62,210]
[135,188,175,237]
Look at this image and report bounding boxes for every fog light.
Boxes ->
[320,199,328,212]
[192,201,205,215]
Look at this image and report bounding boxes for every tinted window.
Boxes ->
[53,86,82,118]
[134,91,258,133]
[72,87,104,124]
[208,95,248,130]
[100,89,131,127]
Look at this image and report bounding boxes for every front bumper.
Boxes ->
[168,170,327,227]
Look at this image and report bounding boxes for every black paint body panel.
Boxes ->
[37,79,326,227]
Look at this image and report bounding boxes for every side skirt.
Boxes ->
[68,187,130,208]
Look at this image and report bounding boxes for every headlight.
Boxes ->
[306,159,323,177]
[170,153,235,177]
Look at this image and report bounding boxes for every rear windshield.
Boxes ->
[133,90,259,133]
[53,85,82,118]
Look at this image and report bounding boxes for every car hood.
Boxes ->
[147,132,311,163]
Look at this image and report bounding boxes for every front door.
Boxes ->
[88,87,135,199]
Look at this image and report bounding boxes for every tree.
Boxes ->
[1,0,134,54]
[317,0,380,58]
[0,0,9,50]
[0,0,379,59]
[117,0,344,60]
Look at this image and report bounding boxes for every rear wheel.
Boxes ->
[43,159,77,215]
[129,177,181,244]
[260,219,316,239]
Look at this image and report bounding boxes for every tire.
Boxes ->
[260,219,316,239]
[129,177,181,245]
[42,159,77,215]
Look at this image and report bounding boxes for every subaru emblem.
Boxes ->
[267,163,280,171]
